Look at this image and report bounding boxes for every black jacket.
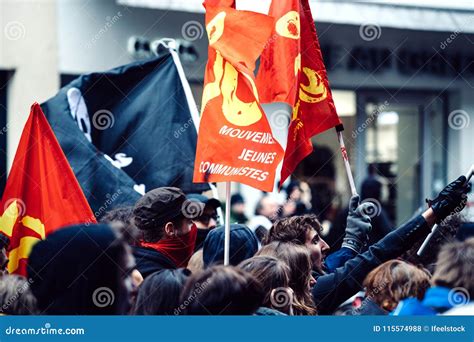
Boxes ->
[312,215,430,314]
[133,246,177,278]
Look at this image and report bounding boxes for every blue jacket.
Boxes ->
[392,287,465,315]
[312,215,430,314]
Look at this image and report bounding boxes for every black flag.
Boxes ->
[42,52,208,215]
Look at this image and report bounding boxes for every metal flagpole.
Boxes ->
[417,164,474,256]
[224,181,232,265]
[335,124,358,196]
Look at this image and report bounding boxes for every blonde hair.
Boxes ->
[363,260,431,311]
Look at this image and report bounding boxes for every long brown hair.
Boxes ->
[257,242,316,315]
[239,256,291,313]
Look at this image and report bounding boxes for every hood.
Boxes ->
[203,224,258,267]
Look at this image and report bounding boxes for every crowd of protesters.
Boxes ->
[0,173,472,316]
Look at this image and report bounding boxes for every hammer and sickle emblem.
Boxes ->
[299,67,328,104]
[275,11,300,40]
[0,200,46,273]
[201,11,262,127]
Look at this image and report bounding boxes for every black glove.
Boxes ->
[427,176,471,223]
[342,195,372,253]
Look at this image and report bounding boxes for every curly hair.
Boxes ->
[264,214,322,246]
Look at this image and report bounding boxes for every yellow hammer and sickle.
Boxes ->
[299,67,328,104]
[0,200,46,273]
[201,11,262,127]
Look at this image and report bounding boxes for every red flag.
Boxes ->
[0,103,96,275]
[193,1,284,191]
[256,0,342,185]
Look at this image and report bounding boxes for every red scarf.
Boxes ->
[141,224,197,268]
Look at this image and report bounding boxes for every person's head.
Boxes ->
[239,256,292,314]
[187,249,204,274]
[230,193,246,215]
[432,237,474,299]
[203,224,258,268]
[255,195,280,221]
[257,242,316,315]
[27,224,133,315]
[286,181,302,201]
[363,260,431,312]
[186,194,221,230]
[180,265,264,315]
[264,215,330,273]
[0,274,37,315]
[134,268,190,315]
[0,233,10,276]
[133,187,202,243]
[100,206,140,246]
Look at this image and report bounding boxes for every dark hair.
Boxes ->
[257,242,316,315]
[134,269,190,315]
[180,266,264,315]
[238,256,290,312]
[100,207,140,246]
[264,214,321,246]
[0,233,10,250]
[138,216,185,243]
[0,274,38,315]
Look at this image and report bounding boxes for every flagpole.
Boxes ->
[417,164,474,256]
[224,181,231,266]
[335,124,358,196]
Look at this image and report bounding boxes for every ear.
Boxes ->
[164,222,175,237]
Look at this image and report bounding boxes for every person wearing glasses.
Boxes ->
[186,194,222,251]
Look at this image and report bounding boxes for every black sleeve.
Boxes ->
[312,215,430,315]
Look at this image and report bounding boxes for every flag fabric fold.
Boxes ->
[256,0,342,185]
[193,0,284,192]
[0,103,96,275]
[42,52,208,214]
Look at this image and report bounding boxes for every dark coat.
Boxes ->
[312,215,430,314]
[133,246,176,278]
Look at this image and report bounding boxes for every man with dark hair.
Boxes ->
[186,194,221,251]
[265,176,470,314]
[0,233,10,276]
[133,187,203,278]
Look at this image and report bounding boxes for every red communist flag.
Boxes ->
[193,0,284,191]
[0,103,96,275]
[256,0,342,185]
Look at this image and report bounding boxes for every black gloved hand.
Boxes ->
[427,176,471,223]
[342,195,372,253]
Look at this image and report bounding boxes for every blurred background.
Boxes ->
[0,0,473,227]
